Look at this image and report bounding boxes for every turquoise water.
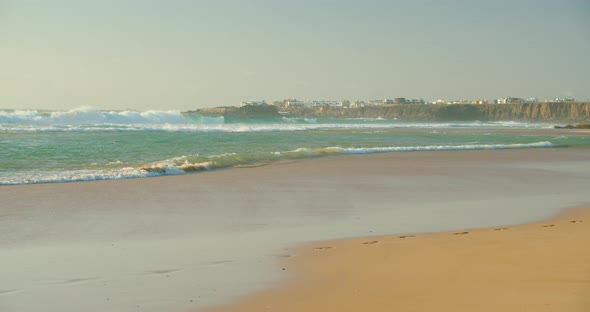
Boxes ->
[1,107,587,185]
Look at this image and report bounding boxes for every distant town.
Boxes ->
[240,97,578,108]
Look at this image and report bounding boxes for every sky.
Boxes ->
[1,0,589,111]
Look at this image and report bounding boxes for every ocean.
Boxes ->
[3,107,590,312]
[1,107,587,185]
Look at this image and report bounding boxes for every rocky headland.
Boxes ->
[187,102,590,122]
[554,124,590,129]
[186,105,279,117]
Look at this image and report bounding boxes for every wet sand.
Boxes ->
[207,207,590,312]
[1,148,589,312]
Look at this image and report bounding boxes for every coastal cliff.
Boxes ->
[187,105,278,117]
[188,102,590,122]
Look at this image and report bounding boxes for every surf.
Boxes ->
[0,142,554,185]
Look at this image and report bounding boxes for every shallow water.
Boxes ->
[2,108,589,311]
[1,107,587,185]
[1,149,589,312]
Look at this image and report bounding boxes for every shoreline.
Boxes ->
[204,205,590,312]
[1,126,588,186]
[2,148,590,312]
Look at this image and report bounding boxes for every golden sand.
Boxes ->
[206,207,590,312]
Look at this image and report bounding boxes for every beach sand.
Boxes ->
[1,148,589,312]
[206,207,590,312]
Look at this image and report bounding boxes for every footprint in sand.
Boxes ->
[362,240,379,245]
[0,289,19,296]
[542,224,556,228]
[148,269,181,275]
[453,231,470,235]
[63,277,98,285]
[398,235,415,239]
[313,246,333,251]
[569,220,583,223]
[494,228,509,231]
[204,260,233,266]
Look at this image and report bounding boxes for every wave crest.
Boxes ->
[0,141,553,185]
[0,107,194,125]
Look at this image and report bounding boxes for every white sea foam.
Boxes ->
[0,121,555,133]
[290,147,313,154]
[281,117,317,124]
[0,168,155,185]
[140,158,214,174]
[324,141,553,154]
[0,107,190,125]
[0,162,209,185]
[0,141,554,185]
[0,107,554,133]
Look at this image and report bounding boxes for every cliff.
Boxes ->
[187,105,279,117]
[554,124,590,129]
[281,102,590,122]
[187,102,590,122]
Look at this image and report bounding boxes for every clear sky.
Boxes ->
[1,0,589,111]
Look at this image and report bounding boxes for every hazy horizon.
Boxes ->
[2,0,589,111]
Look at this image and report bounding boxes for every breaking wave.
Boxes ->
[0,107,196,124]
[0,107,556,133]
[324,141,553,153]
[0,141,553,185]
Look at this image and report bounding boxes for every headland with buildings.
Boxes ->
[238,96,578,109]
[188,96,590,122]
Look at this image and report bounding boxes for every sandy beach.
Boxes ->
[207,207,590,312]
[1,148,590,312]
[4,1,589,311]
